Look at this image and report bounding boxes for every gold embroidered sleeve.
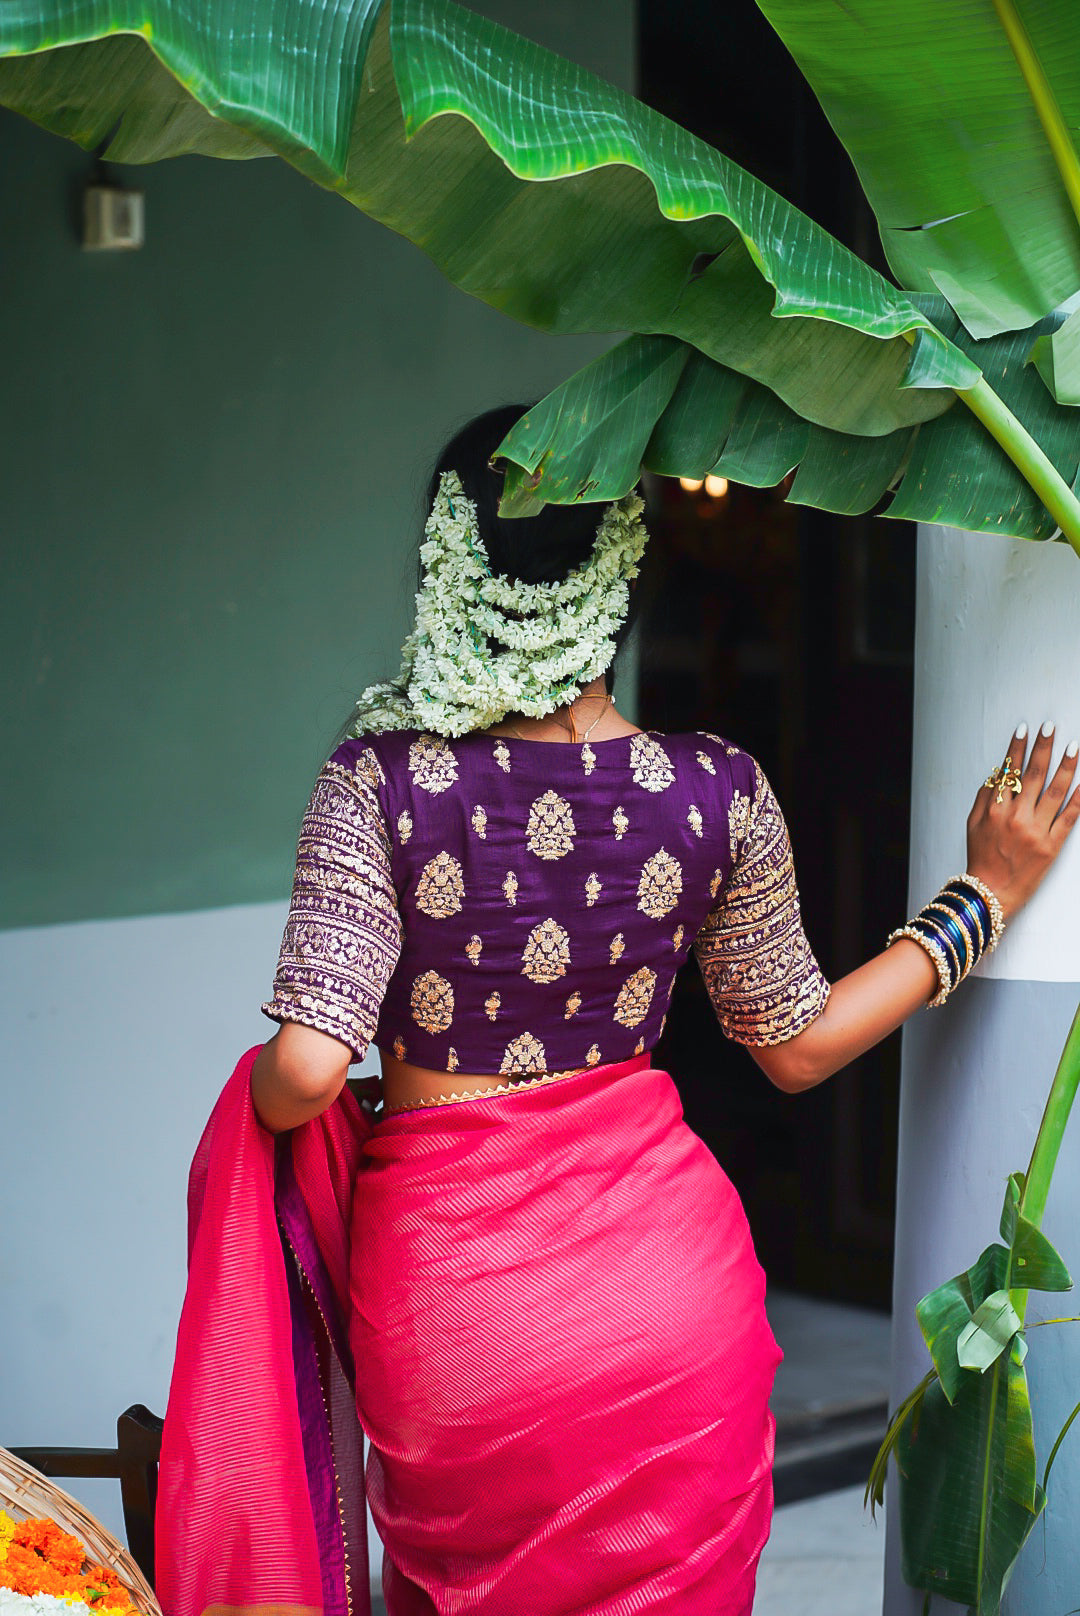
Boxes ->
[262,752,403,1060]
[692,763,830,1046]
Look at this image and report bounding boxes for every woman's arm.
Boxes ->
[751,721,1080,1094]
[253,744,403,1132]
[251,1022,352,1133]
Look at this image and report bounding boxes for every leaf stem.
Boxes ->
[975,1357,1002,1599]
[1043,1396,1080,1492]
[957,378,1080,558]
[1011,1003,1080,1326]
[991,0,1080,237]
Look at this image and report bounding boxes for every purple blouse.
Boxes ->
[262,728,829,1075]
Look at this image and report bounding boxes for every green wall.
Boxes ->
[1,2,635,929]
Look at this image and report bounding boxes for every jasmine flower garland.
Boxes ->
[351,471,648,739]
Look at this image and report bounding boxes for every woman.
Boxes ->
[158,406,1079,1616]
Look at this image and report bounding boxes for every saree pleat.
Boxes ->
[351,1056,782,1615]
[156,1048,370,1616]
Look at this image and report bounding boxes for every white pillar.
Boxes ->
[884,526,1080,1613]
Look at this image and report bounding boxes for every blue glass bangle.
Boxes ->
[948,878,991,928]
[911,917,960,987]
[922,905,973,974]
[945,881,992,948]
[934,891,984,959]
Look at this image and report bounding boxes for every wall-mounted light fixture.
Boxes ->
[678,475,729,498]
[83,169,144,252]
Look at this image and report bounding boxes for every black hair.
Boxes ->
[425,404,649,687]
[340,406,650,741]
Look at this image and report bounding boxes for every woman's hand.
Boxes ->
[967,722,1080,921]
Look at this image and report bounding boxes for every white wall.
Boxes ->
[885,525,1080,1616]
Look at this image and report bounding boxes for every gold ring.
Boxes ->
[984,754,1023,804]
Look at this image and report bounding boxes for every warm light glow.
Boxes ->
[704,474,729,499]
[678,476,704,493]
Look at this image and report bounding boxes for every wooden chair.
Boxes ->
[10,1404,164,1586]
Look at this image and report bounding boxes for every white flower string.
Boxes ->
[351,471,648,739]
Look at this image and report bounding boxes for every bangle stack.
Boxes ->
[887,874,1005,1007]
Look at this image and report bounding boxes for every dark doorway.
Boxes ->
[637,0,915,1311]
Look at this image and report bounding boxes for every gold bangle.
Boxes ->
[888,924,953,1008]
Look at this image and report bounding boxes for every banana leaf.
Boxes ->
[874,1007,1080,1613]
[4,0,1080,542]
[0,0,977,441]
[496,300,1080,541]
[757,0,1080,342]
[896,1347,1044,1615]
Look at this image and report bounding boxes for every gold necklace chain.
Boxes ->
[504,693,612,745]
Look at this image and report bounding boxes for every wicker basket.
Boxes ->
[0,1447,161,1616]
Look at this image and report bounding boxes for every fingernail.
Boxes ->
[1016,722,1028,739]
[1068,741,1079,759]
[1042,720,1056,737]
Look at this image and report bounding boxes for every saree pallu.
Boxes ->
[353,1055,782,1615]
[156,1050,780,1616]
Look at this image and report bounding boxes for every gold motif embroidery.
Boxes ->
[630,733,675,793]
[471,804,488,839]
[586,1044,601,1067]
[565,991,582,1019]
[503,870,519,906]
[408,735,458,794]
[447,1047,459,1073]
[526,790,576,859]
[485,991,502,1021]
[493,739,511,773]
[637,848,684,919]
[613,805,629,840]
[466,934,483,966]
[410,970,455,1035]
[614,966,657,1028]
[693,762,830,1046]
[609,932,626,965]
[392,1035,407,1061]
[500,1032,547,1075]
[263,757,403,1061]
[673,924,685,951]
[697,750,716,775]
[634,1037,645,1055]
[415,851,465,918]
[710,868,724,899]
[729,789,752,862]
[688,804,703,838]
[396,809,413,844]
[581,741,597,776]
[585,872,602,908]
[521,918,571,984]
[355,746,385,791]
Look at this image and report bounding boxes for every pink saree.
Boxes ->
[157,1049,781,1616]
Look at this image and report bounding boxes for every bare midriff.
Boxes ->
[378,1051,553,1113]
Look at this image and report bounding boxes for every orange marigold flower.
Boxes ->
[86,1563,123,1589]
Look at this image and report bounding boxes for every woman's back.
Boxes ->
[264,725,829,1082]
